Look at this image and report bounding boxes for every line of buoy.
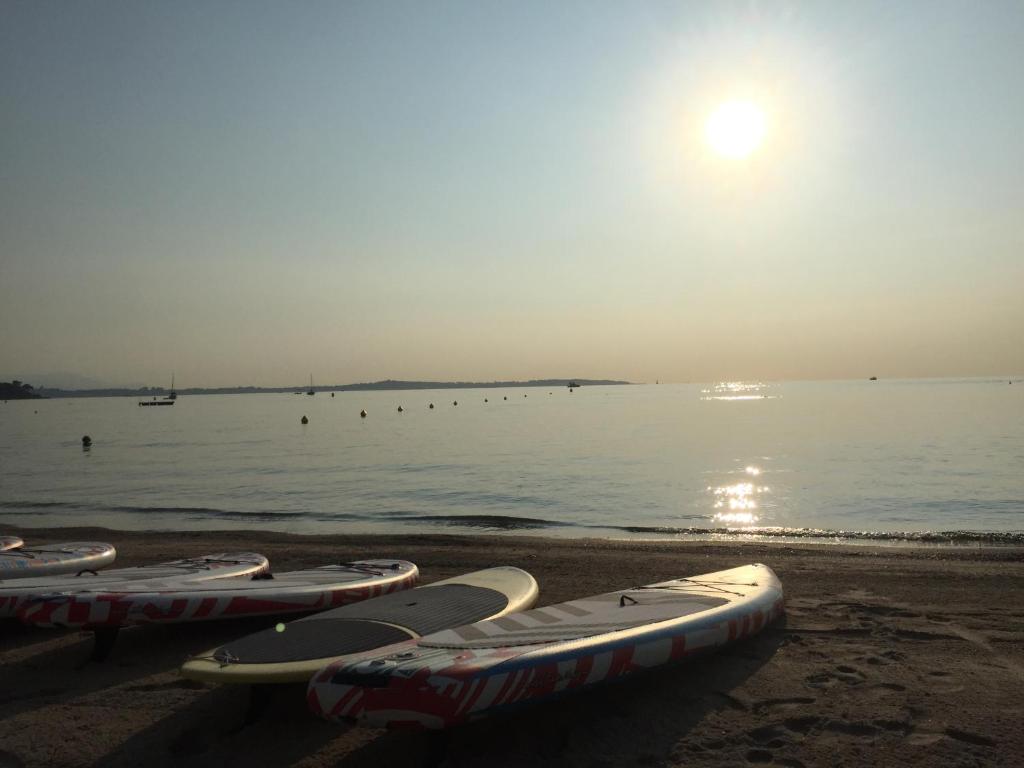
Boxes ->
[293,390,573,424]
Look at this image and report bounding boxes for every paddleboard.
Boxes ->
[19,560,419,629]
[0,536,24,551]
[309,563,784,729]
[0,542,116,580]
[0,552,269,618]
[182,566,539,684]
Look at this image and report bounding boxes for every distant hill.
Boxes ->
[0,380,44,400]
[9,372,122,390]
[35,378,630,398]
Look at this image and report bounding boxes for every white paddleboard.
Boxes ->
[182,566,538,684]
[0,552,269,618]
[19,560,419,629]
[0,536,24,552]
[0,542,116,581]
[309,563,784,729]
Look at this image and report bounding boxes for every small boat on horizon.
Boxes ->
[139,397,174,407]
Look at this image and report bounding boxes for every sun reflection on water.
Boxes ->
[700,382,778,401]
[709,465,769,526]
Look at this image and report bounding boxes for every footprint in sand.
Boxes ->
[750,696,817,715]
[922,669,964,693]
[856,648,907,666]
[908,728,997,748]
[747,723,790,746]
[805,665,867,689]
[857,681,908,702]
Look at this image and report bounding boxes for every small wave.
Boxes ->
[3,500,1020,546]
[0,500,81,509]
[188,509,304,522]
[112,504,238,516]
[395,514,566,530]
[609,525,1024,545]
[363,514,1024,545]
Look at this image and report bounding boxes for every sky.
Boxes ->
[1,1,1022,388]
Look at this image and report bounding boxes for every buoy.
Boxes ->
[453,401,458,406]
[81,435,92,447]
[429,403,434,409]
[331,392,335,398]
[360,409,367,418]
[503,396,507,401]
[301,416,308,424]
[524,394,527,398]
[397,406,404,412]
[484,398,488,402]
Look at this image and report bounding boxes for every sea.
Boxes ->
[1,379,1022,546]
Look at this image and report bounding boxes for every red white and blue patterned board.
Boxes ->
[0,552,270,618]
[308,563,784,729]
[0,542,116,581]
[181,566,539,684]
[0,536,24,552]
[18,560,419,629]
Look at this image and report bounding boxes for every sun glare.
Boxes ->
[705,100,766,159]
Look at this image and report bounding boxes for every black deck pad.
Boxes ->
[214,584,509,665]
[214,620,413,664]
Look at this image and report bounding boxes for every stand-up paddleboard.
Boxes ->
[181,567,539,684]
[0,536,24,551]
[309,563,784,729]
[19,560,419,629]
[0,542,116,580]
[0,552,270,618]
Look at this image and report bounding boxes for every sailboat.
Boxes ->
[139,374,178,406]
[307,374,315,396]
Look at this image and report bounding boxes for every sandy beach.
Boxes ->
[1,526,1022,768]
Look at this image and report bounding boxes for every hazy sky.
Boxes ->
[2,1,1022,387]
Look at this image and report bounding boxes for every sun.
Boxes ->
[705,100,767,159]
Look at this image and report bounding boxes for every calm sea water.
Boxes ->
[1,380,1022,545]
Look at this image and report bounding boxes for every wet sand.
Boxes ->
[1,526,1022,768]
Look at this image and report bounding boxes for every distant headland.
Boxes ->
[0,380,44,400]
[14,378,630,399]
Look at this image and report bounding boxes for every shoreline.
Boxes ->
[6,521,1023,549]
[2,526,1022,767]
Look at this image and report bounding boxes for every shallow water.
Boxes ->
[1,379,1022,544]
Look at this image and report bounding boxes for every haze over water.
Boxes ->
[2,379,1021,544]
